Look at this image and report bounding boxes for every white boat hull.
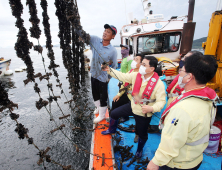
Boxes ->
[0,59,11,77]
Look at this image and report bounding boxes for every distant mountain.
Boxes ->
[192,37,207,49]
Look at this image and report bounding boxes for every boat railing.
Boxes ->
[121,16,186,35]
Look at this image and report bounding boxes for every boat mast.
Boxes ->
[216,0,222,11]
[187,0,195,22]
[179,0,196,56]
[142,0,151,17]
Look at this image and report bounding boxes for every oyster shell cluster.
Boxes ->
[5,0,93,169]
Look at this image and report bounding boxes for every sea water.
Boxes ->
[0,46,122,170]
[0,47,96,170]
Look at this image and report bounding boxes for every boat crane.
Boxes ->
[203,0,222,100]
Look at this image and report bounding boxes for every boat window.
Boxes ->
[137,32,181,55]
[125,38,128,45]
[129,38,134,55]
[163,33,181,52]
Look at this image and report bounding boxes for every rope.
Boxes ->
[8,0,116,169]
[159,60,177,67]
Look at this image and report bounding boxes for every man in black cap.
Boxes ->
[91,24,117,123]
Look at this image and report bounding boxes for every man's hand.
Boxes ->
[142,105,153,114]
[113,95,120,102]
[147,160,159,170]
[134,94,141,104]
[101,64,110,71]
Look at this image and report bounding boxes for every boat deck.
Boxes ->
[89,111,115,170]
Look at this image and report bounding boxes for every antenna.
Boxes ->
[143,0,152,17]
[216,0,222,11]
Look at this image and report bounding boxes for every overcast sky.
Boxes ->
[0,0,218,48]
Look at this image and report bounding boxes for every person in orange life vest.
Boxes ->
[166,51,203,107]
[101,56,166,158]
[110,54,145,122]
[147,54,218,170]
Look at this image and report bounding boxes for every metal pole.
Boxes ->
[187,0,195,22]
[180,0,196,55]
[216,0,222,11]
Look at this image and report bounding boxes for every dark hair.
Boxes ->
[144,56,158,70]
[181,50,203,60]
[111,30,116,35]
[187,50,203,55]
[184,54,218,84]
[136,53,145,63]
[129,45,133,55]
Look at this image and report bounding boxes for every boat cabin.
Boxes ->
[120,15,185,62]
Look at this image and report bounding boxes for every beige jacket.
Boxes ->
[117,70,136,101]
[152,97,213,169]
[109,68,166,117]
[167,82,179,107]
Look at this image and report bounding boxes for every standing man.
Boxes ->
[101,56,166,158]
[147,54,218,170]
[91,24,117,123]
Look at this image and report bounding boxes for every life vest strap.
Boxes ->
[168,93,179,98]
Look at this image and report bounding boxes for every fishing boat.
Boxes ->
[120,0,184,80]
[89,0,222,169]
[0,58,12,76]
